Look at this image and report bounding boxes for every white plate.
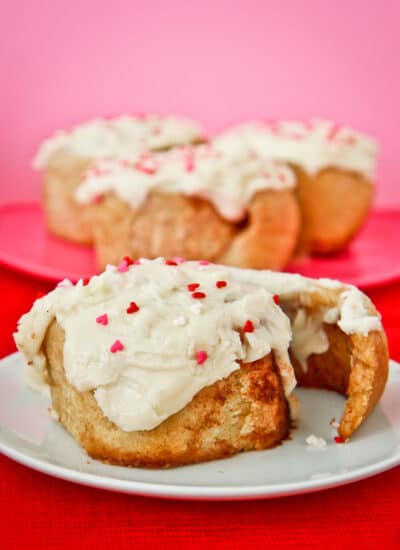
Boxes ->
[0,352,399,500]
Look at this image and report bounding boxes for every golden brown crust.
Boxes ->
[92,192,237,268]
[91,189,300,271]
[294,166,374,254]
[219,190,301,270]
[285,296,389,440]
[42,321,290,468]
[42,150,94,245]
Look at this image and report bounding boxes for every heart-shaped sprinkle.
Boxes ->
[126,301,140,314]
[187,283,200,292]
[242,320,254,333]
[96,314,108,326]
[110,339,124,353]
[192,291,206,299]
[195,350,208,365]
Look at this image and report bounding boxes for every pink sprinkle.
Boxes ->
[92,167,111,177]
[110,339,124,353]
[134,160,157,175]
[152,126,161,136]
[133,259,142,265]
[92,194,104,204]
[195,350,208,365]
[326,124,340,141]
[96,314,108,326]
[199,260,210,266]
[278,173,286,183]
[173,256,185,264]
[185,150,195,172]
[117,259,129,272]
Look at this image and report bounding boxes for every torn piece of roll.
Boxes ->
[214,119,378,254]
[34,115,205,244]
[74,145,300,270]
[14,260,388,468]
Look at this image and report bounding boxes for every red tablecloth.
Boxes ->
[0,266,399,548]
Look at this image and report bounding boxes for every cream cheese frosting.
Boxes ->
[74,145,296,221]
[33,115,204,169]
[14,259,294,431]
[213,119,378,180]
[14,260,382,432]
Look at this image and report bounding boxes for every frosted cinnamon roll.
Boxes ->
[34,114,205,244]
[75,145,300,271]
[15,260,388,467]
[214,119,377,254]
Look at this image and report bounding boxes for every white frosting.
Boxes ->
[306,434,327,449]
[14,261,382,432]
[290,309,329,370]
[33,115,204,168]
[14,260,294,432]
[214,119,378,180]
[75,146,295,221]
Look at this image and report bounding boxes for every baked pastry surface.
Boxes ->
[44,321,290,468]
[14,261,388,468]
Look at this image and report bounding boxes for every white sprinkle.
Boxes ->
[306,434,327,450]
[190,304,203,315]
[173,316,187,326]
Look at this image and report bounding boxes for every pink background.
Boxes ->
[1,0,399,206]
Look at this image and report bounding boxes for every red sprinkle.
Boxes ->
[216,280,227,288]
[96,313,108,326]
[273,294,280,305]
[123,256,134,266]
[195,350,208,365]
[126,301,140,314]
[110,339,124,353]
[82,277,90,286]
[192,291,206,299]
[334,436,345,444]
[187,283,200,292]
[165,259,178,266]
[243,320,254,333]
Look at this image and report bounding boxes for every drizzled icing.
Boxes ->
[214,119,378,180]
[75,146,295,221]
[14,260,382,432]
[14,260,294,431]
[33,115,204,168]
